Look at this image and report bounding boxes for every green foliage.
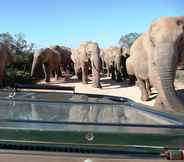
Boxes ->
[119,33,141,48]
[0,32,35,86]
[15,70,33,84]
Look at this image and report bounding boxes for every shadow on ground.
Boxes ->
[101,78,134,89]
[177,89,184,100]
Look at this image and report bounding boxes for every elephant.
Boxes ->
[100,46,128,81]
[112,47,129,82]
[71,48,82,80]
[31,47,62,82]
[31,45,74,82]
[126,16,184,112]
[71,41,101,88]
[100,47,116,77]
[0,42,15,87]
[51,45,74,75]
[126,34,151,101]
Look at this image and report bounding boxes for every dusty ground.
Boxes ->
[38,70,184,109]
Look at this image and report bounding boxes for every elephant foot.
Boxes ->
[141,94,149,101]
[82,81,88,84]
[92,84,102,88]
[46,79,50,83]
[135,81,139,87]
[148,90,152,96]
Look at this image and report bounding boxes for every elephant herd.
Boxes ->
[1,16,184,112]
[31,41,129,88]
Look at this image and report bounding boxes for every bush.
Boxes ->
[15,71,33,84]
[4,68,33,87]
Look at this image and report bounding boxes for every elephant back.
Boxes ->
[51,45,72,65]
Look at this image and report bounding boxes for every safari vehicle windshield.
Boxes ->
[0,86,183,161]
[0,86,183,127]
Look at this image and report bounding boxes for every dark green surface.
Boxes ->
[0,127,183,148]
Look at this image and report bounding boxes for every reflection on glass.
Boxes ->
[0,92,177,126]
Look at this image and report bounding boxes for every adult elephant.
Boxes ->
[112,47,129,81]
[0,43,15,87]
[71,48,82,80]
[101,46,128,81]
[126,35,151,101]
[100,47,116,77]
[126,16,184,112]
[52,45,74,75]
[31,47,62,82]
[71,41,101,88]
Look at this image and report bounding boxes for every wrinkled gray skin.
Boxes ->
[126,35,151,101]
[113,48,129,82]
[71,41,101,88]
[52,45,74,75]
[0,43,15,87]
[100,47,116,77]
[127,16,184,112]
[71,48,82,80]
[100,46,128,81]
[31,47,62,82]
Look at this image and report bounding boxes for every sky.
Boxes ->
[0,0,183,48]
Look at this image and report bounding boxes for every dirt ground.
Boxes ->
[39,71,184,109]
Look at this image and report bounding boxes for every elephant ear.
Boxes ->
[148,21,157,48]
[44,48,55,59]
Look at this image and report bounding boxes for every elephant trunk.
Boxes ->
[31,59,37,77]
[156,42,184,112]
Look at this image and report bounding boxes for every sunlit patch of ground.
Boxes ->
[38,76,156,107]
[36,70,184,112]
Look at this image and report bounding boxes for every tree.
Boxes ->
[0,32,35,85]
[119,33,141,48]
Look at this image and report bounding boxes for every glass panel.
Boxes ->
[0,91,180,127]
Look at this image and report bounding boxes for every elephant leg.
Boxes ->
[77,69,82,80]
[128,75,136,86]
[92,65,101,88]
[74,64,82,80]
[107,66,110,77]
[55,70,59,80]
[111,64,115,80]
[138,79,149,101]
[101,61,105,74]
[60,65,66,77]
[145,79,152,96]
[115,68,122,82]
[56,66,62,80]
[81,62,88,84]
[122,67,128,80]
[102,61,107,74]
[91,59,101,88]
[43,64,50,82]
